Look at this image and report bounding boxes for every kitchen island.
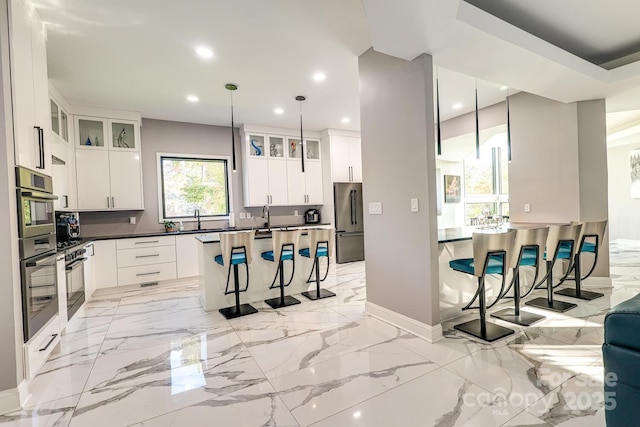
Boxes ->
[196,226,331,311]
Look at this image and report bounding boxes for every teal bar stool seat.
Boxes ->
[491,227,548,326]
[216,231,258,319]
[300,228,335,300]
[262,229,302,309]
[525,223,581,313]
[556,220,607,301]
[449,231,516,342]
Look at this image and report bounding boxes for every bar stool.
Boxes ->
[556,220,607,301]
[491,227,548,326]
[262,229,302,309]
[525,223,582,313]
[449,231,516,342]
[215,230,258,319]
[299,228,335,300]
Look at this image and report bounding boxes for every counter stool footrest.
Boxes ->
[302,289,336,300]
[525,297,576,312]
[454,319,514,342]
[219,303,258,319]
[491,308,545,326]
[555,287,603,301]
[265,295,301,309]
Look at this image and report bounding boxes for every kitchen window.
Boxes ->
[158,154,230,221]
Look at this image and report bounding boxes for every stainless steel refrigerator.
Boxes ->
[334,183,365,263]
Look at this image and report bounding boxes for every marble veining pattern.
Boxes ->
[2,240,639,426]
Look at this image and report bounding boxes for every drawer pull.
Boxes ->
[39,334,58,352]
[136,271,160,277]
[135,254,160,258]
[135,240,159,245]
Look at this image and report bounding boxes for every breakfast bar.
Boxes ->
[196,226,330,311]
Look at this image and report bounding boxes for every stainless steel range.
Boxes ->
[17,167,59,342]
[62,243,86,320]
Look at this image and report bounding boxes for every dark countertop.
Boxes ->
[437,222,558,243]
[83,223,332,242]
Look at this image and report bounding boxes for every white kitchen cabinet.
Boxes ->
[243,134,290,206]
[84,243,96,299]
[9,0,50,175]
[305,161,324,204]
[109,151,143,209]
[23,315,60,379]
[330,135,361,182]
[93,240,118,289]
[176,234,201,278]
[52,143,78,211]
[286,157,324,205]
[76,149,111,210]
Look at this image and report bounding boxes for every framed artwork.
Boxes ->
[632,149,640,198]
[444,174,461,203]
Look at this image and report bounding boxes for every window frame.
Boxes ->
[156,152,233,223]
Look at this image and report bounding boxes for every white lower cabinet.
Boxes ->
[117,262,177,286]
[176,234,201,278]
[56,254,67,332]
[93,240,118,289]
[24,315,60,379]
[84,243,96,298]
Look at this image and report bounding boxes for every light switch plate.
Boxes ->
[369,202,383,215]
[129,216,136,225]
[524,203,531,213]
[410,198,419,213]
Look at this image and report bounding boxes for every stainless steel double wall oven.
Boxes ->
[17,166,59,342]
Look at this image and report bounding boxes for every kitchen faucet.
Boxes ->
[262,204,270,230]
[194,209,201,230]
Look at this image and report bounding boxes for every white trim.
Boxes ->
[365,301,443,343]
[0,384,22,415]
[320,128,361,138]
[156,152,234,223]
[240,124,322,139]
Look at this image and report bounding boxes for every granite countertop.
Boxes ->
[437,222,558,243]
[195,224,332,244]
[84,223,332,242]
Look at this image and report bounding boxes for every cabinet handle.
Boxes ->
[63,195,69,209]
[107,197,110,208]
[136,271,160,277]
[34,126,44,169]
[111,197,115,208]
[135,240,159,245]
[39,128,45,169]
[135,254,160,258]
[39,334,58,352]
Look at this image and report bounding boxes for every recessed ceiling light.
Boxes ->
[195,46,213,59]
[499,85,508,91]
[452,103,463,110]
[313,72,326,82]
[353,411,362,419]
[274,107,284,115]
[341,117,351,124]
[187,95,199,103]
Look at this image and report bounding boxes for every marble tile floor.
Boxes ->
[2,241,638,426]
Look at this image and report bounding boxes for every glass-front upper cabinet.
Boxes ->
[76,116,107,149]
[268,136,285,158]
[60,111,68,142]
[287,137,302,159]
[248,134,266,157]
[50,100,59,136]
[110,120,137,150]
[305,139,320,160]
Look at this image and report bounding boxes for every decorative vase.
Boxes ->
[85,136,92,146]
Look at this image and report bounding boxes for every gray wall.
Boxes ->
[509,93,609,275]
[441,101,507,141]
[608,141,640,240]
[0,0,24,394]
[359,49,440,326]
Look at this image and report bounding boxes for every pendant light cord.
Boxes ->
[436,67,442,156]
[475,80,480,159]
[298,98,305,173]
[231,90,236,171]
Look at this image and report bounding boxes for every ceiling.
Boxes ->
[31,0,640,137]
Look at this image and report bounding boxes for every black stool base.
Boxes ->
[219,303,258,319]
[302,289,336,300]
[555,288,604,301]
[525,297,576,313]
[265,295,301,309]
[454,319,514,342]
[491,308,545,326]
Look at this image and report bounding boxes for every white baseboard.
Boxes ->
[0,382,23,415]
[365,302,443,343]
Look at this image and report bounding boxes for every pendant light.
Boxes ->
[506,89,512,162]
[436,68,442,156]
[225,83,238,172]
[296,95,306,173]
[475,80,480,159]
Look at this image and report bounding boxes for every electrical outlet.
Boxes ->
[129,216,136,224]
[369,202,383,215]
[410,198,419,213]
[294,210,298,216]
[524,203,531,213]
[239,212,246,219]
